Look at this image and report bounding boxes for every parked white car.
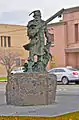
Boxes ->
[11,67,25,74]
[48,67,79,84]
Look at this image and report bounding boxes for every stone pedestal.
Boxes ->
[6,73,57,106]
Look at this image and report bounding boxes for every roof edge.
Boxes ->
[64,6,79,14]
[0,23,26,27]
[48,21,66,27]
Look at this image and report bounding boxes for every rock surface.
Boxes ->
[6,73,57,106]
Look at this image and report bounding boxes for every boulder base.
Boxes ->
[6,73,57,106]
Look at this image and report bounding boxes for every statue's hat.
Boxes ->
[29,10,41,17]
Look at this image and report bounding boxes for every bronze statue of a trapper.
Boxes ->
[23,8,64,72]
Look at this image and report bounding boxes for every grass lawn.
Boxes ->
[53,111,79,119]
[0,77,7,82]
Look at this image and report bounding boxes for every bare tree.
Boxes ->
[0,49,21,79]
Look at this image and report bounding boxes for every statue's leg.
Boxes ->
[29,51,34,61]
[27,60,34,72]
[37,55,45,72]
[27,51,34,72]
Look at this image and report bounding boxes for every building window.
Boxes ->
[1,36,3,47]
[49,33,54,41]
[15,58,25,66]
[48,33,54,46]
[0,36,11,47]
[21,59,25,65]
[75,24,78,42]
[15,58,21,66]
[4,36,6,47]
[8,36,11,47]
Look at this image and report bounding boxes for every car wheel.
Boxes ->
[75,81,79,84]
[62,77,69,85]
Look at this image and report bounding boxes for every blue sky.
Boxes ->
[0,0,79,25]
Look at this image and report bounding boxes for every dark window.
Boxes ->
[8,36,11,47]
[1,36,3,47]
[0,36,11,47]
[4,36,6,47]
[75,24,78,42]
[54,69,65,72]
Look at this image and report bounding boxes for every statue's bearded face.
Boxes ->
[33,15,41,19]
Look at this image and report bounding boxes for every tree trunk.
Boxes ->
[7,70,10,81]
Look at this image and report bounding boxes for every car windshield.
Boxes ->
[67,68,78,71]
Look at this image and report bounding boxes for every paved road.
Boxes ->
[0,83,79,116]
